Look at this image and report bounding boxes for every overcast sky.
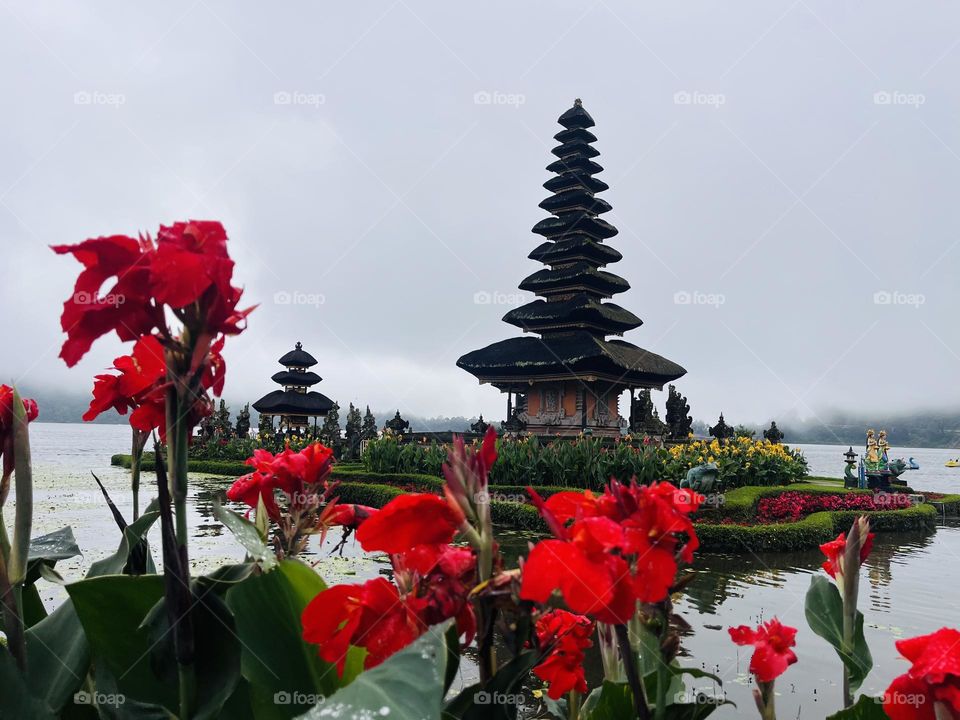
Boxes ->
[2,2,959,427]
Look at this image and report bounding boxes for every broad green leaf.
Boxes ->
[580,681,635,720]
[226,559,358,719]
[87,500,160,578]
[25,599,90,713]
[214,500,277,570]
[139,583,242,720]
[26,527,81,572]
[443,650,539,720]
[296,625,449,720]
[826,694,889,719]
[67,574,174,711]
[88,660,172,720]
[805,575,873,694]
[0,645,57,719]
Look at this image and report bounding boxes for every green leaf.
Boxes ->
[86,500,160,578]
[214,499,277,570]
[0,645,57,719]
[826,694,888,719]
[805,575,873,694]
[139,582,242,720]
[25,599,90,713]
[295,625,449,720]
[443,650,539,720]
[26,526,81,575]
[67,574,175,711]
[580,681,635,720]
[443,621,461,696]
[225,559,357,719]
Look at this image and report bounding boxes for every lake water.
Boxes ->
[9,423,960,718]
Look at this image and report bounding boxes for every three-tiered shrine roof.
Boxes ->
[253,342,333,417]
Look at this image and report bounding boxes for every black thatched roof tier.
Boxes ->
[557,101,596,129]
[271,370,322,387]
[551,141,600,160]
[529,238,622,267]
[554,127,597,145]
[457,332,685,389]
[503,295,642,334]
[544,156,604,176]
[278,342,317,368]
[253,390,334,416]
[543,172,609,195]
[539,189,611,215]
[519,263,630,298]
[532,213,618,240]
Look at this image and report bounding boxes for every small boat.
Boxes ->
[908,457,920,470]
[946,459,960,468]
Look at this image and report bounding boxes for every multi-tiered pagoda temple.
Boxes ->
[457,100,686,437]
[253,342,334,435]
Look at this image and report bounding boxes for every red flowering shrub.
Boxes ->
[756,491,912,523]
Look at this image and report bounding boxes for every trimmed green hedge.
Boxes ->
[112,453,250,477]
[695,504,937,553]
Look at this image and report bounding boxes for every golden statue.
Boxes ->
[865,429,880,468]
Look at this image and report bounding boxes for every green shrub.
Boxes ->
[111,453,250,477]
[360,435,808,490]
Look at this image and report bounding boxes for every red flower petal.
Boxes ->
[355,493,462,554]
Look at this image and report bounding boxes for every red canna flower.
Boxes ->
[820,529,874,580]
[302,545,477,676]
[533,609,594,699]
[729,618,798,683]
[355,493,463,555]
[82,335,167,432]
[53,221,254,368]
[51,234,159,367]
[521,479,700,622]
[0,385,39,491]
[320,501,377,530]
[883,628,960,720]
[301,578,422,675]
[227,442,335,520]
[226,470,282,520]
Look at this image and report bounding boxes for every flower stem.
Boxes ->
[568,689,581,720]
[163,384,195,720]
[0,548,25,672]
[615,623,651,720]
[130,429,146,521]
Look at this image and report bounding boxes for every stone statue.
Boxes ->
[470,414,490,435]
[665,385,693,440]
[709,413,734,441]
[763,421,784,443]
[235,403,251,439]
[384,410,410,435]
[680,463,721,494]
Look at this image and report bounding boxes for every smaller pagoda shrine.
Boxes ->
[253,342,334,436]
